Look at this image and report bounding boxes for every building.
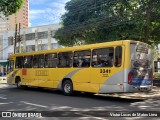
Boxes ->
[0,0,29,32]
[0,24,62,60]
[153,48,160,73]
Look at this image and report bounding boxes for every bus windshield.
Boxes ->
[7,60,14,74]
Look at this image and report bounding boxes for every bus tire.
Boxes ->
[62,80,73,96]
[16,78,22,88]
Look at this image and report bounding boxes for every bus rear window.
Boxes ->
[130,43,152,68]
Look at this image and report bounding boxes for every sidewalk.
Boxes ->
[0,83,14,89]
[98,86,160,100]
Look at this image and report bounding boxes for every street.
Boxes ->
[0,84,160,120]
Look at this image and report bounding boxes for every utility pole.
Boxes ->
[14,24,18,54]
[18,23,21,53]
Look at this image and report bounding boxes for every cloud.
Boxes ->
[29,0,70,26]
[30,9,45,20]
[29,8,63,26]
[29,0,47,5]
[49,2,65,10]
[30,10,45,15]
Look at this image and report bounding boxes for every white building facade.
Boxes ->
[153,49,160,73]
[0,24,62,60]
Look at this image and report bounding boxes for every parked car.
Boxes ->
[0,76,7,84]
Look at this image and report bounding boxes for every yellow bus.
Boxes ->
[7,40,153,95]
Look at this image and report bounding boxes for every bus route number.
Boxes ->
[100,69,111,74]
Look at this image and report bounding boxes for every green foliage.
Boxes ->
[153,73,160,79]
[54,0,160,46]
[0,0,24,16]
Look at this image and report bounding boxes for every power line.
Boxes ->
[0,16,15,31]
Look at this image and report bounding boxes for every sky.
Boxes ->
[29,0,70,27]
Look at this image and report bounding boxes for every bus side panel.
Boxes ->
[55,68,92,92]
[7,71,16,85]
[97,45,125,94]
[123,41,132,92]
[98,69,124,93]
[34,68,50,87]
[22,68,37,86]
[71,68,99,93]
[22,68,56,88]
[56,68,78,89]
[7,69,21,85]
[38,68,60,88]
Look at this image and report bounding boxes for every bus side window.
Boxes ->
[39,54,45,68]
[45,54,49,68]
[24,56,33,68]
[32,54,44,68]
[92,47,114,67]
[7,60,14,73]
[45,53,57,68]
[58,52,73,68]
[115,46,122,67]
[33,55,39,68]
[73,50,91,68]
[16,57,23,68]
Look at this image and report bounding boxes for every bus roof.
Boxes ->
[8,40,148,57]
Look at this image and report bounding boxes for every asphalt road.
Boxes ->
[0,84,160,120]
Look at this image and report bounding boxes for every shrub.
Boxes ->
[153,73,160,79]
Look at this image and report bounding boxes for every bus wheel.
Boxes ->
[16,78,22,88]
[62,80,73,96]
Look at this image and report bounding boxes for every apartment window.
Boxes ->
[26,45,35,52]
[51,30,56,38]
[25,33,35,40]
[38,44,48,50]
[8,37,13,45]
[51,43,58,49]
[38,31,48,39]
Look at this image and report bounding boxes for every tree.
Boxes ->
[0,0,24,16]
[54,0,160,46]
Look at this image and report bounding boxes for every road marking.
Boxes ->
[0,97,7,99]
[0,102,13,105]
[79,117,108,120]
[20,101,48,108]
